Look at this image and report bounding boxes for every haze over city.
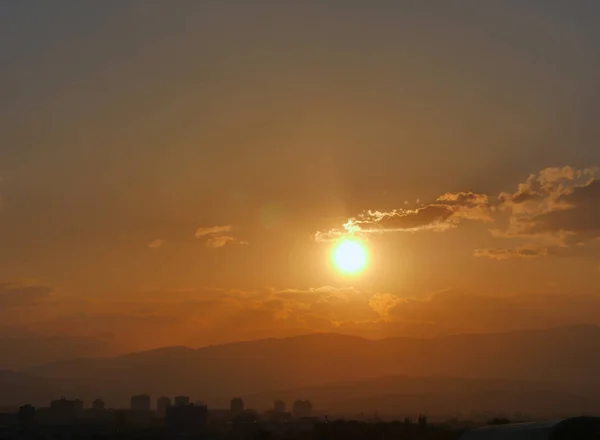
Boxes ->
[2,3,600,431]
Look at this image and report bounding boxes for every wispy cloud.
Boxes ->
[148,239,165,249]
[205,235,246,249]
[195,225,233,238]
[473,245,548,260]
[195,225,248,248]
[315,191,492,242]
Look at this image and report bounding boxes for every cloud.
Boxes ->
[195,225,233,238]
[496,167,600,245]
[315,191,492,242]
[195,225,248,248]
[436,191,489,205]
[205,235,238,248]
[368,293,405,319]
[361,205,456,231]
[315,165,600,259]
[148,239,165,249]
[473,245,549,260]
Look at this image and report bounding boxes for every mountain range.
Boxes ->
[2,325,600,417]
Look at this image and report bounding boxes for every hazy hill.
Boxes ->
[0,371,68,407]
[244,375,599,417]
[0,334,113,370]
[15,325,600,409]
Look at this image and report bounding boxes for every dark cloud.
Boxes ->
[316,166,600,262]
[498,175,600,245]
[315,192,491,242]
[363,205,455,231]
[527,180,600,243]
[499,189,542,204]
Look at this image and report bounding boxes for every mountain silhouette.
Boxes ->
[7,325,600,411]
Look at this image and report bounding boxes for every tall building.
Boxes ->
[274,400,286,413]
[130,394,151,411]
[92,399,105,411]
[230,397,244,415]
[157,396,171,416]
[174,396,190,406]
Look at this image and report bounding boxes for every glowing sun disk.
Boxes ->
[332,239,368,274]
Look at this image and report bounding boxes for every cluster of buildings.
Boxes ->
[9,395,317,435]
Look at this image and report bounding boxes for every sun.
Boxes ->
[332,238,368,274]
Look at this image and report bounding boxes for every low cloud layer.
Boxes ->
[5,280,600,369]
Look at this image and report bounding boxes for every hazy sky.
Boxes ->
[1,1,600,365]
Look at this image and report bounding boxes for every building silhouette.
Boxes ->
[174,396,190,407]
[157,396,171,416]
[130,394,151,411]
[51,397,83,412]
[230,397,244,415]
[292,400,313,418]
[274,400,286,413]
[166,403,207,434]
[49,397,83,423]
[18,404,35,427]
[92,398,105,411]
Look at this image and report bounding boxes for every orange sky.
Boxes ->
[1,2,600,367]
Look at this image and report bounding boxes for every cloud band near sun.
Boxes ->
[315,165,600,260]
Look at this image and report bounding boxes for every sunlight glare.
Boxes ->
[332,239,368,274]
